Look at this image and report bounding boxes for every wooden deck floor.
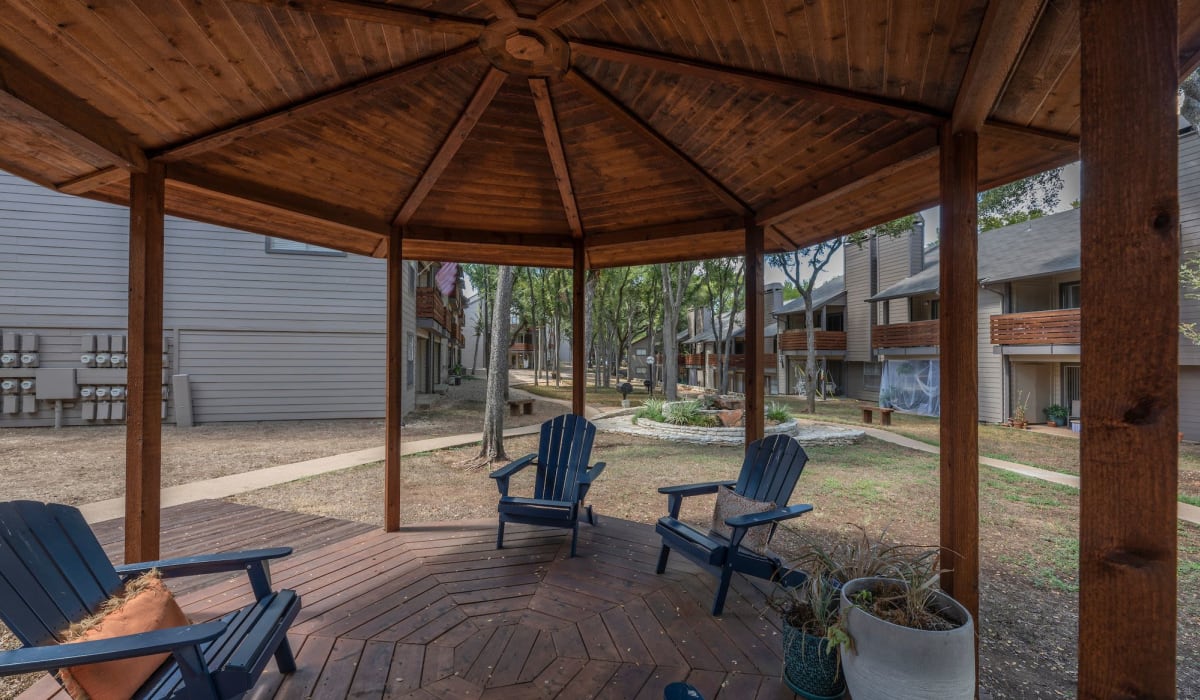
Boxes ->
[20,502,793,700]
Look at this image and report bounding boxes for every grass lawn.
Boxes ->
[232,431,1200,698]
[776,397,1200,503]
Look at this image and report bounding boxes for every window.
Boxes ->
[265,237,346,256]
[929,299,940,320]
[863,362,882,391]
[1060,281,1081,309]
[635,348,647,356]
[406,333,415,387]
[825,312,845,332]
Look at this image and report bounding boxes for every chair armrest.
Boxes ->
[581,462,606,484]
[0,621,225,675]
[659,480,736,519]
[116,547,293,579]
[725,503,814,529]
[657,480,736,497]
[489,454,536,497]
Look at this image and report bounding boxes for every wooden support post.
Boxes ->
[744,221,764,446]
[572,240,586,415]
[938,126,979,633]
[385,227,404,532]
[125,162,165,564]
[1079,2,1178,695]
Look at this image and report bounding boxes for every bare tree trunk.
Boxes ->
[660,263,685,400]
[804,293,817,414]
[478,265,515,463]
[584,270,596,388]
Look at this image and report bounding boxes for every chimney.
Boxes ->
[764,282,783,326]
[910,212,926,275]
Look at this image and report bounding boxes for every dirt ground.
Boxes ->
[0,374,559,507]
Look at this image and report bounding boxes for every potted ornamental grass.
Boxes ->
[838,557,975,699]
[1043,403,1069,427]
[768,527,945,700]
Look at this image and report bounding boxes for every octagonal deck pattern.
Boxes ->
[21,502,792,700]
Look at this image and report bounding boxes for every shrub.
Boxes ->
[766,402,793,422]
[634,398,666,423]
[663,400,704,426]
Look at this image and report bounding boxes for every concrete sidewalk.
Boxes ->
[78,423,544,523]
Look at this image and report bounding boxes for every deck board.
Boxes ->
[17,501,790,699]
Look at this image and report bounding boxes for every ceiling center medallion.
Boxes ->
[479,18,569,77]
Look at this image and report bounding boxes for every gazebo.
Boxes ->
[0,1,1191,694]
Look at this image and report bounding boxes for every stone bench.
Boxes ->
[508,398,534,416]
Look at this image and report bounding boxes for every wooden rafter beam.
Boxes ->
[757,128,940,226]
[403,225,575,248]
[951,0,1046,133]
[0,49,146,173]
[156,45,478,164]
[233,0,487,36]
[57,166,128,196]
[165,163,386,250]
[564,69,749,215]
[539,0,609,28]
[570,40,946,125]
[392,68,508,227]
[530,78,583,237]
[480,0,517,20]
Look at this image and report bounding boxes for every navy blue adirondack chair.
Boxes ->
[655,435,812,615]
[0,501,300,699]
[490,414,606,557]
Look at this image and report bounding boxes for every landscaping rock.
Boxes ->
[717,409,744,427]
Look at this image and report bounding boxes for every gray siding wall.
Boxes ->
[978,289,1005,423]
[1182,366,1200,440]
[1182,129,1200,366]
[844,243,872,362]
[875,232,916,325]
[0,171,415,426]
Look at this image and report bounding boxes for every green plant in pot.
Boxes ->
[769,564,848,699]
[769,526,934,700]
[838,555,975,699]
[1044,403,1069,427]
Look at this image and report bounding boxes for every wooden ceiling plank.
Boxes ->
[539,0,610,28]
[391,68,509,226]
[570,40,947,124]
[167,162,388,237]
[231,0,487,36]
[157,44,478,163]
[757,127,939,226]
[0,49,146,173]
[564,69,749,215]
[584,215,743,247]
[951,0,1047,133]
[57,166,128,195]
[530,78,583,237]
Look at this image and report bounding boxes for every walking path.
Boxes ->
[78,403,1200,527]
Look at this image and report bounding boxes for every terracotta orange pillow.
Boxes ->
[58,570,190,700]
[711,486,777,555]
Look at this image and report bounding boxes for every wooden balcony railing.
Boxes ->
[725,353,778,369]
[778,329,848,352]
[990,308,1081,345]
[680,353,705,366]
[871,320,939,349]
[416,287,449,331]
[510,342,534,352]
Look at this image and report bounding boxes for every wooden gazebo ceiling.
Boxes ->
[2,0,1200,268]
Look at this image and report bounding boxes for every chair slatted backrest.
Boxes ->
[0,501,122,647]
[534,415,596,502]
[735,435,809,505]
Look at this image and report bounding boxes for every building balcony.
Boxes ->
[725,353,778,369]
[990,308,1081,346]
[680,353,705,367]
[510,342,534,352]
[778,329,847,352]
[416,287,449,331]
[871,320,939,349]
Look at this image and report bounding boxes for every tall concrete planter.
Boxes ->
[838,577,974,700]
